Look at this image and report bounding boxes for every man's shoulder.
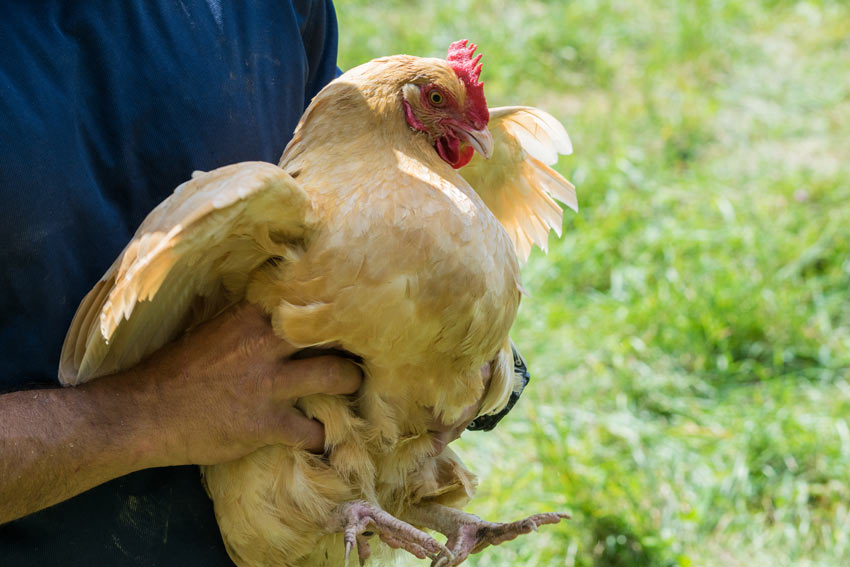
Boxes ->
[0,0,339,392]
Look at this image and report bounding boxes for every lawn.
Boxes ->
[335,1,850,566]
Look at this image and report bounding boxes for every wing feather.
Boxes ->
[59,161,314,385]
[460,106,576,263]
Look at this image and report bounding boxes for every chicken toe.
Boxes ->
[405,503,569,566]
[328,500,454,565]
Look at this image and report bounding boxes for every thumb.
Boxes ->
[273,356,363,400]
[271,407,326,453]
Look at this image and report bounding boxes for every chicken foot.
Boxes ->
[327,500,453,566]
[405,502,569,567]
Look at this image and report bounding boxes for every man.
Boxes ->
[0,2,359,565]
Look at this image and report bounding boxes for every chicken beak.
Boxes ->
[458,126,494,159]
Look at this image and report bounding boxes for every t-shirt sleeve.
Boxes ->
[294,0,340,107]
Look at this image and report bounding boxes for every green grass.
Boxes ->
[335,1,850,565]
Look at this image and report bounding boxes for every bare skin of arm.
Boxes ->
[0,302,362,524]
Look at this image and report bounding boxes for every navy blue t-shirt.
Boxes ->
[0,1,338,564]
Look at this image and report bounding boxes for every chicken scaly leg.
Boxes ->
[327,500,453,566]
[405,503,569,567]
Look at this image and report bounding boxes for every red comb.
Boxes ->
[446,40,488,128]
[447,39,483,86]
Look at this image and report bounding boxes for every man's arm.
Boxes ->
[0,302,361,524]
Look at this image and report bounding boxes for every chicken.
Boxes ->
[58,40,576,566]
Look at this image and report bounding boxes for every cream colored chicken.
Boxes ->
[59,41,576,566]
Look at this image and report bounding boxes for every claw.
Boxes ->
[328,500,452,563]
[407,504,569,566]
[429,547,455,567]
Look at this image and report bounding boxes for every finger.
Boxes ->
[227,301,302,359]
[224,300,270,328]
[275,356,363,399]
[268,333,305,360]
[274,408,326,453]
[480,361,492,381]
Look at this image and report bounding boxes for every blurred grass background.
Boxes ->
[335,1,850,566]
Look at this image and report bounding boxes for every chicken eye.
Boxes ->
[428,90,444,106]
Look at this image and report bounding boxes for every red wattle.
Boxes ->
[454,146,474,169]
[436,136,474,169]
[435,136,457,165]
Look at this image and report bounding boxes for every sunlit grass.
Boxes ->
[335,1,850,565]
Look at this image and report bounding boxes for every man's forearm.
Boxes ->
[0,303,362,523]
[0,376,162,524]
[0,303,362,525]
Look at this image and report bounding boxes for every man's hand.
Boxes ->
[0,301,361,524]
[130,301,361,464]
[426,361,492,455]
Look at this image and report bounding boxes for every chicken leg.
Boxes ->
[327,500,453,566]
[405,503,569,567]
